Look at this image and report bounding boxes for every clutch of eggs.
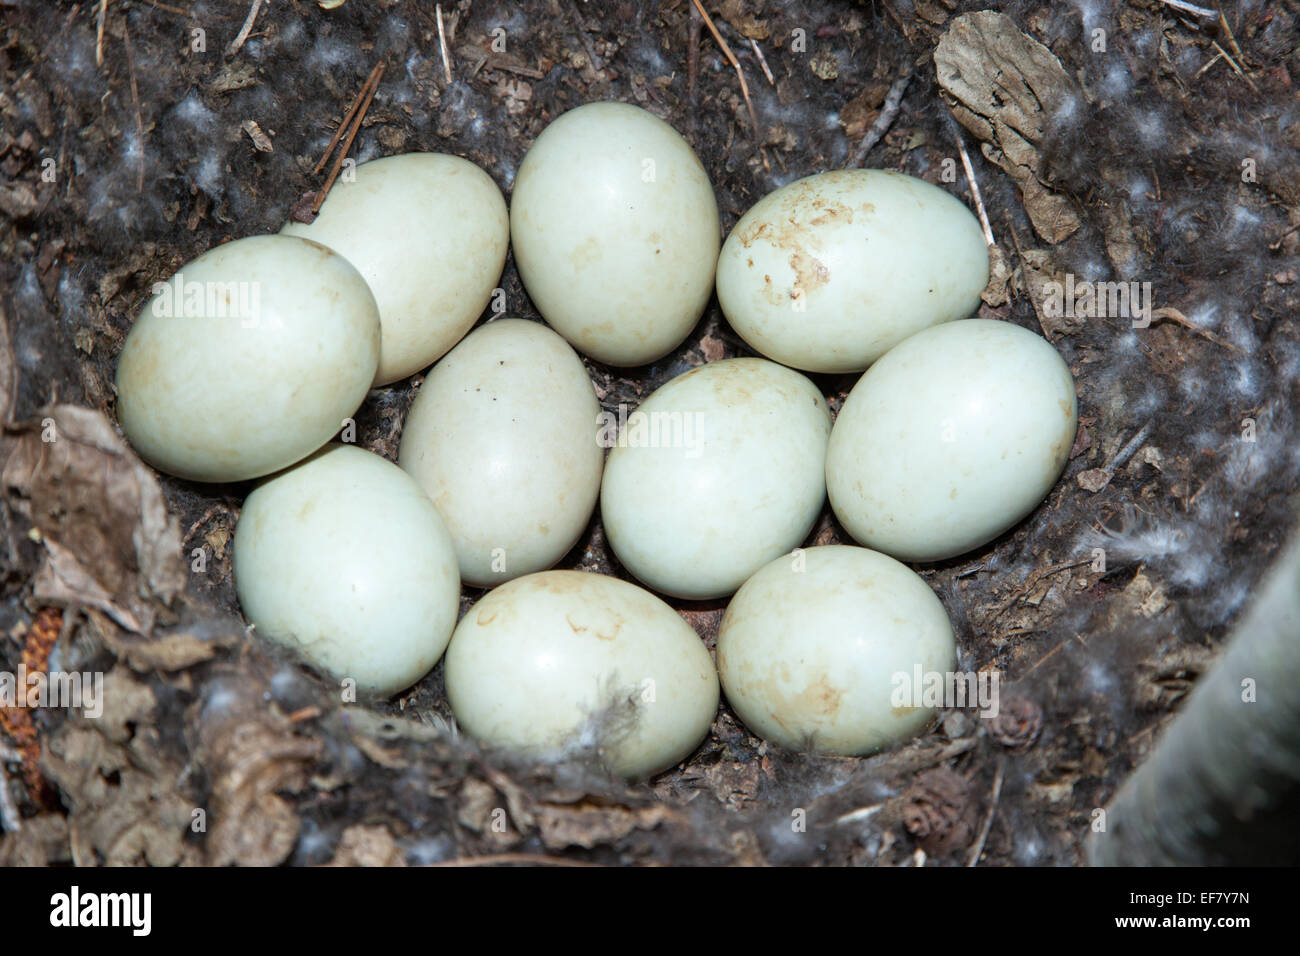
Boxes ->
[110,111,1083,770]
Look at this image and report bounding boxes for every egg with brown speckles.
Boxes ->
[716,169,989,374]
[717,545,956,755]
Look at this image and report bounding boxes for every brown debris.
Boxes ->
[327,824,408,866]
[240,119,274,152]
[535,800,675,850]
[989,694,1044,750]
[195,675,323,866]
[42,666,200,865]
[902,767,977,855]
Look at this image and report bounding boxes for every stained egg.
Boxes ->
[233,444,461,697]
[510,102,721,366]
[282,152,509,385]
[716,545,957,755]
[716,169,989,374]
[443,571,719,778]
[115,235,380,483]
[600,358,831,600]
[398,318,604,587]
[825,319,1078,562]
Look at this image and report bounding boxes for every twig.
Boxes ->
[1192,49,1223,81]
[848,70,912,168]
[1072,420,1154,494]
[1022,633,1084,677]
[1268,221,1300,252]
[435,4,454,84]
[1218,9,1249,65]
[121,23,146,194]
[1150,306,1244,353]
[226,0,265,57]
[967,759,1004,867]
[1209,39,1257,92]
[313,61,385,215]
[566,0,604,77]
[428,853,604,868]
[686,1,701,117]
[880,0,909,37]
[314,61,384,176]
[1153,0,1216,17]
[1106,420,1153,472]
[953,125,996,247]
[834,804,884,826]
[750,38,775,86]
[96,0,109,68]
[690,0,763,164]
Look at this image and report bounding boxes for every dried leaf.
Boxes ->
[1018,248,1087,338]
[935,12,1080,243]
[109,627,236,673]
[981,245,1013,307]
[718,0,769,40]
[0,181,38,219]
[3,405,185,634]
[196,678,322,866]
[40,667,199,866]
[1076,467,1112,492]
[0,813,71,866]
[810,51,839,81]
[535,800,674,850]
[327,825,408,866]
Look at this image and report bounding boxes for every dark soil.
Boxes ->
[1,0,1298,866]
